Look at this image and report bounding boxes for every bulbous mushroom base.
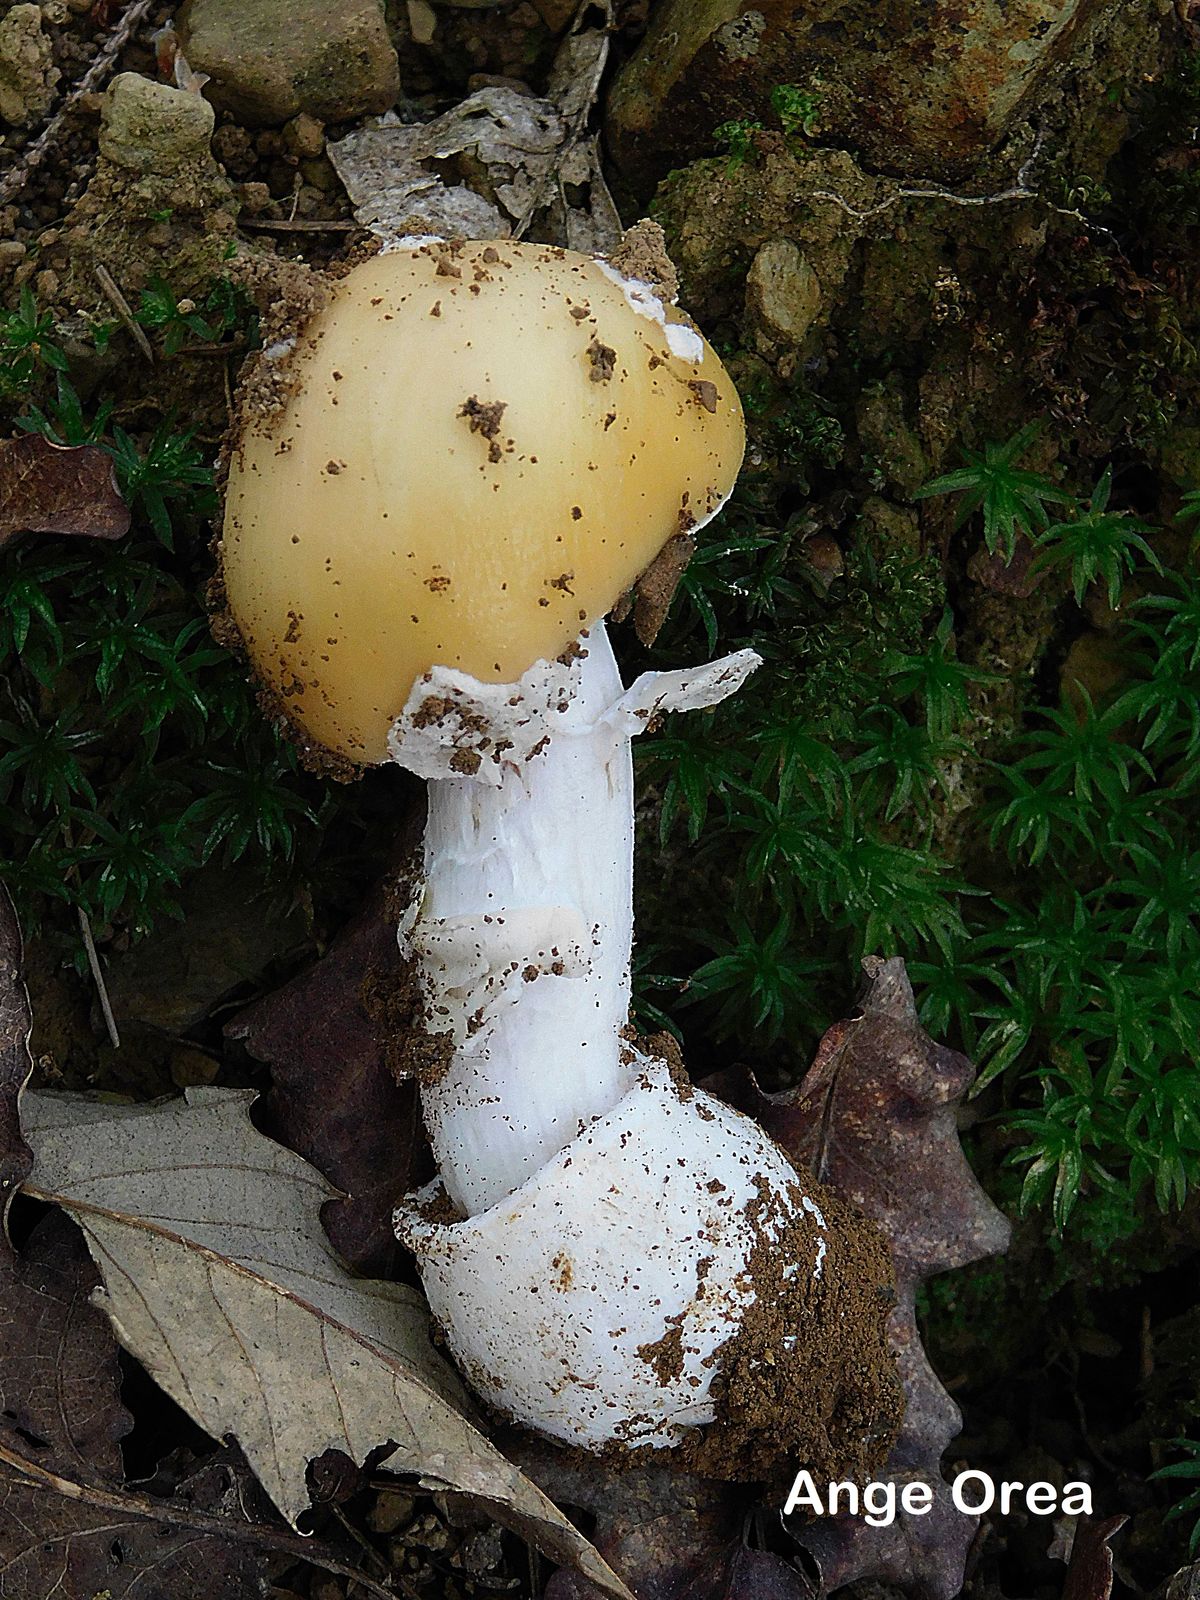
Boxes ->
[396,1053,904,1480]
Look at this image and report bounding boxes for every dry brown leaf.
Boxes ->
[1063,1516,1128,1600]
[327,0,618,249]
[19,1085,635,1600]
[227,853,429,1276]
[722,956,1011,1600]
[0,433,130,546]
[0,1211,272,1600]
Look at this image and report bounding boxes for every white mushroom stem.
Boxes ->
[390,627,850,1452]
[390,622,759,1216]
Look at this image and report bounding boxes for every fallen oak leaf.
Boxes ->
[19,1085,636,1600]
[228,833,429,1276]
[706,956,1010,1600]
[0,432,130,547]
[1062,1516,1128,1600]
[0,881,32,1237]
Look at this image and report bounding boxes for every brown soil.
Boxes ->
[606,217,679,302]
[360,932,456,1091]
[679,1182,903,1485]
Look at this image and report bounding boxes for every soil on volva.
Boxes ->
[3,1,1200,1598]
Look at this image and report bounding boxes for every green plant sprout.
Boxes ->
[1152,1441,1200,1556]
[712,118,762,172]
[0,275,326,963]
[770,83,823,139]
[637,391,1200,1252]
[914,420,1072,562]
[1032,466,1160,605]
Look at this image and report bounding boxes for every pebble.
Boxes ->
[98,72,216,172]
[745,238,823,349]
[283,112,324,159]
[177,0,400,126]
[0,3,59,127]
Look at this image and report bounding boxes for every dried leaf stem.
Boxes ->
[0,1439,402,1600]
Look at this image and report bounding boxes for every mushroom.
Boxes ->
[219,237,900,1472]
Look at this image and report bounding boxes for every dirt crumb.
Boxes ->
[689,380,719,413]
[362,948,456,1090]
[459,396,508,463]
[624,532,697,647]
[224,255,333,435]
[587,339,617,383]
[606,219,680,303]
[641,1029,694,1102]
[637,1316,686,1385]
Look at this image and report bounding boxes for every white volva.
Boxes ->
[391,624,831,1450]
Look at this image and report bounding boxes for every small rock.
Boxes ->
[855,495,923,557]
[0,240,27,269]
[236,179,272,213]
[212,121,256,176]
[367,1488,416,1534]
[283,111,324,158]
[60,68,236,305]
[99,71,216,171]
[0,3,59,128]
[168,1044,221,1089]
[459,1525,505,1577]
[528,0,578,28]
[407,0,437,46]
[177,0,400,126]
[798,531,844,592]
[745,237,822,350]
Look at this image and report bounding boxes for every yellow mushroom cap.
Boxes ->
[220,239,745,765]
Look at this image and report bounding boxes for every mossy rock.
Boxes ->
[607,0,1126,196]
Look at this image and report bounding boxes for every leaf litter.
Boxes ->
[327,0,620,250]
[0,884,32,1235]
[0,1210,272,1600]
[1,830,1013,1600]
[226,837,429,1277]
[17,1082,636,1599]
[0,432,130,548]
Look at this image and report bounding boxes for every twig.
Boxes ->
[239,217,359,232]
[76,905,120,1050]
[0,1438,400,1600]
[331,1505,424,1600]
[93,265,155,363]
[0,0,158,207]
[173,339,250,356]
